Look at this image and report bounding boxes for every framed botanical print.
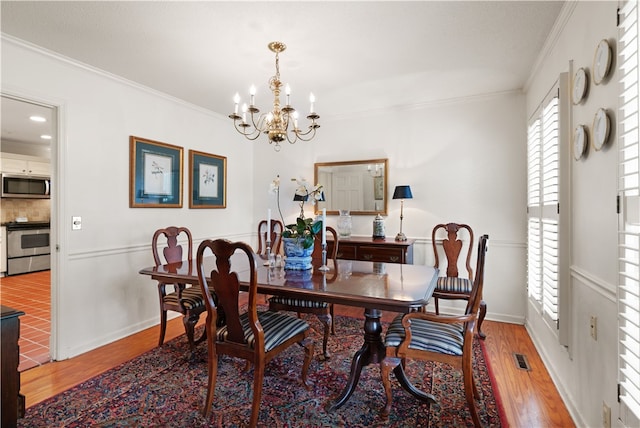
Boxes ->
[189,150,227,209]
[129,136,183,208]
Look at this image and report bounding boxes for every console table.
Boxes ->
[327,236,415,264]
[1,305,25,428]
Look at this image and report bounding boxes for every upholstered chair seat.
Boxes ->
[163,286,206,311]
[435,276,473,294]
[216,310,310,351]
[268,297,329,309]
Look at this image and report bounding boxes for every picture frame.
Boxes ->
[129,136,183,208]
[189,150,227,209]
[374,176,384,200]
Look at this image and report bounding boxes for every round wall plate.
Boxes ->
[572,67,588,104]
[573,124,588,160]
[593,39,612,85]
[592,108,611,151]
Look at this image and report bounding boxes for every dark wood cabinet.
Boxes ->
[327,236,415,264]
[1,305,25,428]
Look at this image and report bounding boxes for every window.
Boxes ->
[618,0,640,422]
[528,88,561,331]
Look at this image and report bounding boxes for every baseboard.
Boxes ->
[56,314,176,360]
[429,301,525,325]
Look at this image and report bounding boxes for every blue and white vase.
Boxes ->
[282,237,314,270]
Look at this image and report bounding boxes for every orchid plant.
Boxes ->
[270,175,324,249]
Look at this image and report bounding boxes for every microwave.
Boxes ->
[1,174,51,198]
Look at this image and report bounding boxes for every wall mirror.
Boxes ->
[314,158,388,216]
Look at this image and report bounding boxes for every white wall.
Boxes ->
[2,37,255,359]
[525,2,622,427]
[253,91,529,325]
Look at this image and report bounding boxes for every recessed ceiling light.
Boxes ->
[30,115,47,122]
[40,135,52,140]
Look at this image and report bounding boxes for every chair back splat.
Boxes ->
[196,239,314,427]
[432,222,473,279]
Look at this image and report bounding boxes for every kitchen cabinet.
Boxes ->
[327,236,415,264]
[0,226,6,275]
[1,155,50,176]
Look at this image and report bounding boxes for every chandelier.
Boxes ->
[229,42,320,151]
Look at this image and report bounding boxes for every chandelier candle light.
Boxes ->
[229,42,320,152]
[393,185,413,241]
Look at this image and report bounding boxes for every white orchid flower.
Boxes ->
[269,175,280,195]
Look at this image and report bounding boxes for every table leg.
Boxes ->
[327,307,386,411]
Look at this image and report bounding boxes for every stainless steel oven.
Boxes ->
[5,222,50,275]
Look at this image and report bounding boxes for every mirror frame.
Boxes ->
[314,158,388,216]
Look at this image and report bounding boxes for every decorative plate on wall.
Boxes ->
[593,39,612,85]
[573,124,588,160]
[592,108,611,151]
[572,67,588,105]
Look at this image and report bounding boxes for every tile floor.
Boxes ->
[0,270,51,371]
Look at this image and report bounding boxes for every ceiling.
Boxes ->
[1,1,565,146]
[1,96,54,149]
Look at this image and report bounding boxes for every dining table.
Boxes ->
[139,254,439,411]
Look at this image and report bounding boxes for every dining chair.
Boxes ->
[267,226,338,360]
[431,222,486,339]
[152,226,209,353]
[381,234,489,427]
[257,219,284,256]
[196,238,314,426]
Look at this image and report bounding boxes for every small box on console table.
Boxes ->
[327,236,414,264]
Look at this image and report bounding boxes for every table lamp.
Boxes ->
[392,185,413,241]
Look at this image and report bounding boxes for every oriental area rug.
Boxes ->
[19,315,505,427]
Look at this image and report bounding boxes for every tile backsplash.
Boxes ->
[1,198,51,223]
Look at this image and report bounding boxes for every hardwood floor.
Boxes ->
[18,299,575,427]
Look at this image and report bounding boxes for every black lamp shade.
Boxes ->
[317,191,325,202]
[392,185,413,200]
[293,194,309,202]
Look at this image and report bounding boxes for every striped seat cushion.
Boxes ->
[163,286,206,310]
[268,296,329,309]
[435,276,472,294]
[385,314,464,356]
[216,311,309,352]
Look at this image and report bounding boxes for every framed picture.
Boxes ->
[189,150,227,209]
[374,176,384,200]
[129,136,183,208]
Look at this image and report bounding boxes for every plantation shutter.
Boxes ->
[528,118,543,303]
[618,0,640,422]
[528,89,560,330]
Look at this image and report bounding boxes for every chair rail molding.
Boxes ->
[570,265,616,303]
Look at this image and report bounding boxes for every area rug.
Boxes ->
[19,315,505,427]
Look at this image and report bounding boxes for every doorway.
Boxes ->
[0,94,56,371]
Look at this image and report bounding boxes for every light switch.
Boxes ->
[72,216,82,230]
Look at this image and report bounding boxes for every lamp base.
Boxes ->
[395,232,407,242]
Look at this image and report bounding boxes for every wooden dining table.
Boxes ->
[139,254,439,411]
